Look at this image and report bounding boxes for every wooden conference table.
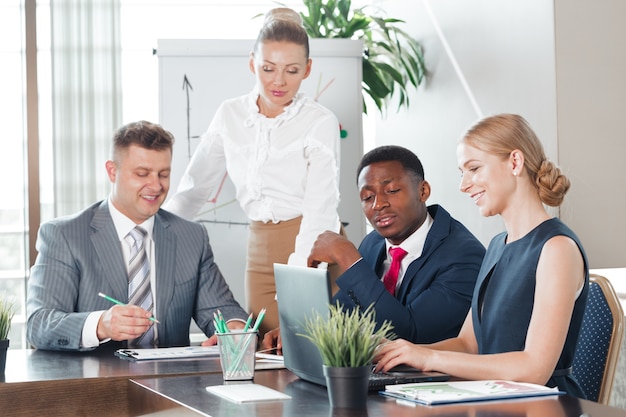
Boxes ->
[0,345,224,416]
[2,346,626,417]
[130,370,626,417]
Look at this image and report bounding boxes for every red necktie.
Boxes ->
[383,247,408,296]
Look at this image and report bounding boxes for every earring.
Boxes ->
[513,171,517,176]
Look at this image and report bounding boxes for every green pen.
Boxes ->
[98,292,160,323]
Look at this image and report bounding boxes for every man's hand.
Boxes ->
[201,319,246,346]
[307,231,361,272]
[260,327,282,355]
[97,304,153,341]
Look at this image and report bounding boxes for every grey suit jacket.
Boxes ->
[26,200,247,351]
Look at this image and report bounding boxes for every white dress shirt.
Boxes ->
[165,88,341,265]
[382,212,434,293]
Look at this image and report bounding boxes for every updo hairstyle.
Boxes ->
[253,7,310,59]
[462,113,570,207]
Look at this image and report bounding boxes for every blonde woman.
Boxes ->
[374,114,588,398]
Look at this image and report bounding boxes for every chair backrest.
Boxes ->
[572,273,624,404]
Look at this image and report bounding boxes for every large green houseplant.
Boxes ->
[299,302,394,407]
[299,0,426,115]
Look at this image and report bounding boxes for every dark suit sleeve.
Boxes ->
[395,257,482,343]
[26,222,93,351]
[334,219,485,344]
[335,253,482,344]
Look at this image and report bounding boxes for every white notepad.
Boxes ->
[115,346,220,361]
[206,384,291,403]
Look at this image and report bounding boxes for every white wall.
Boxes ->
[370,0,625,268]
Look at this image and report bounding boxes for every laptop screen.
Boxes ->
[273,263,450,389]
[273,263,331,386]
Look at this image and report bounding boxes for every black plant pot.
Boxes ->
[0,339,9,374]
[323,365,370,408]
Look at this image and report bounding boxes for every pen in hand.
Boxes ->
[98,292,160,323]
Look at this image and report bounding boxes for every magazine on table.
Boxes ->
[380,380,564,406]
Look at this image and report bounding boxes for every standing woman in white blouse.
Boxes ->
[165,7,342,336]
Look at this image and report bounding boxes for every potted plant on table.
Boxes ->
[0,295,16,373]
[299,302,394,408]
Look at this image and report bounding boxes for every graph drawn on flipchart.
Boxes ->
[175,72,247,228]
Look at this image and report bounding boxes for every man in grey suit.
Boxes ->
[27,120,248,351]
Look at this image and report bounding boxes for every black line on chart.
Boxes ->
[182,74,200,158]
[197,219,249,227]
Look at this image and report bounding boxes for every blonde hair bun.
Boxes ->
[263,7,303,27]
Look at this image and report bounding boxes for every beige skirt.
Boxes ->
[246,217,344,337]
[246,217,301,336]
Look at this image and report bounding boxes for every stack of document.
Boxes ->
[254,352,286,370]
[115,347,286,370]
[380,380,563,405]
[115,346,220,361]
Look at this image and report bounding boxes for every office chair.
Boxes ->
[572,273,624,404]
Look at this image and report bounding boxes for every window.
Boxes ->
[1,0,28,348]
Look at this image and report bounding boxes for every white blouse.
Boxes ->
[165,89,341,265]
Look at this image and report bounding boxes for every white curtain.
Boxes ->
[51,0,122,216]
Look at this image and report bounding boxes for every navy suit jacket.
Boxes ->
[26,200,247,351]
[333,205,485,343]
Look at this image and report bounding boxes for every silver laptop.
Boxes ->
[273,263,449,391]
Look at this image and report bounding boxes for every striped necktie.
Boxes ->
[126,226,156,347]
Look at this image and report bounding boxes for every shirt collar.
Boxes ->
[385,212,434,260]
[243,87,306,126]
[107,197,155,241]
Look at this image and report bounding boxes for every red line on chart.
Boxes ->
[207,172,229,204]
[315,75,335,101]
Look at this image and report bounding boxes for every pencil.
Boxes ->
[252,308,266,332]
[242,312,253,332]
[98,292,160,323]
[213,312,228,334]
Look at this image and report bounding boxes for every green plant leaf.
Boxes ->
[0,296,17,340]
[372,62,404,86]
[298,301,395,367]
[362,59,391,96]
[337,0,351,20]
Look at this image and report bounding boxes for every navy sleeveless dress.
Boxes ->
[472,218,588,398]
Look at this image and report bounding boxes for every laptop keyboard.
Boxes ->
[369,372,421,390]
[368,370,449,391]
